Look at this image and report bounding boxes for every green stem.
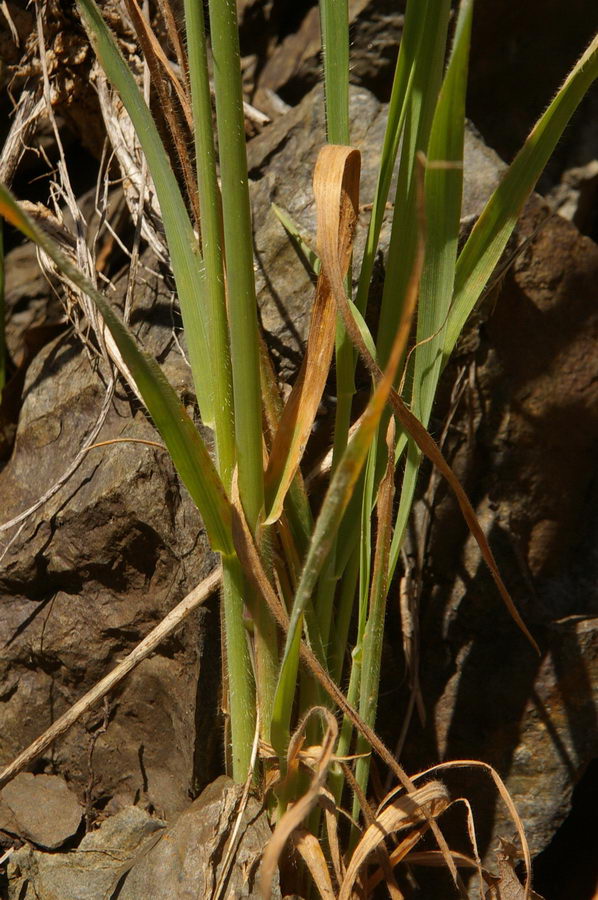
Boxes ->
[185,0,256,780]
[318,1,354,677]
[354,0,424,317]
[221,555,256,781]
[208,0,278,746]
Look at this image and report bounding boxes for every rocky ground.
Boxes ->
[0,1,597,898]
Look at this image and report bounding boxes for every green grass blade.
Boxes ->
[328,444,377,793]
[0,186,234,555]
[221,554,257,781]
[208,0,278,740]
[318,0,354,480]
[388,0,473,583]
[270,414,377,756]
[208,0,264,532]
[75,0,214,426]
[272,203,320,276]
[319,0,349,145]
[330,546,360,685]
[185,0,255,782]
[444,32,598,362]
[270,302,410,755]
[184,0,235,487]
[353,422,396,823]
[388,440,420,579]
[375,0,452,368]
[414,0,472,425]
[314,0,355,673]
[354,0,425,316]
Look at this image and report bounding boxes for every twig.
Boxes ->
[0,566,221,789]
[0,846,15,867]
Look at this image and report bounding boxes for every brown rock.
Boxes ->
[0,773,82,849]
[393,193,598,872]
[0,257,221,821]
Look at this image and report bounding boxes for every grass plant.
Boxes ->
[1,0,598,894]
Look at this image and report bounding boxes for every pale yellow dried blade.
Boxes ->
[339,781,450,900]
[291,828,337,900]
[264,146,360,524]
[319,787,345,888]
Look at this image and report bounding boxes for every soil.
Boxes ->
[1,1,598,898]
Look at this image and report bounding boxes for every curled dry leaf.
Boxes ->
[338,781,450,900]
[403,849,488,869]
[260,707,338,900]
[366,795,485,898]
[264,145,361,524]
[366,825,428,895]
[405,759,534,899]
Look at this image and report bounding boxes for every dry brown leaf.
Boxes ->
[123,0,199,225]
[339,781,450,900]
[319,787,345,889]
[341,759,404,899]
[406,849,487,869]
[404,760,534,900]
[124,0,193,128]
[155,0,188,79]
[291,828,337,900]
[374,796,483,898]
[260,708,338,900]
[366,826,427,894]
[264,145,361,524]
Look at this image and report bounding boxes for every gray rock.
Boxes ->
[547,158,598,238]
[117,776,279,900]
[0,773,82,849]
[3,243,59,368]
[7,804,165,899]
